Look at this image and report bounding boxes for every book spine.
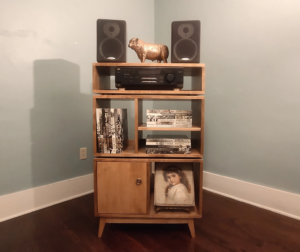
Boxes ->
[146,124,192,128]
[146,147,191,154]
[146,138,190,142]
[146,109,192,114]
[145,142,191,146]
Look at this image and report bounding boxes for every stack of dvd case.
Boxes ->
[146,135,191,154]
[146,109,192,127]
[96,108,128,154]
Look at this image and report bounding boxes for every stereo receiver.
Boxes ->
[115,67,184,90]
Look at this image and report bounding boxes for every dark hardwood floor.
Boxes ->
[0,190,300,252]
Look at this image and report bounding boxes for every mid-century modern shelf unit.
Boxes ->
[93,62,205,238]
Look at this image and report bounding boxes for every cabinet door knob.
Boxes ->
[136,178,142,185]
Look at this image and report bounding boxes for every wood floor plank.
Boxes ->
[0,191,300,252]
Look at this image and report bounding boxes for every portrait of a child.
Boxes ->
[163,166,191,204]
[154,163,195,207]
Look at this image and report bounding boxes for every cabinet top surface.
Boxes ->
[93,62,205,67]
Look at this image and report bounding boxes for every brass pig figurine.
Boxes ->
[128,38,169,63]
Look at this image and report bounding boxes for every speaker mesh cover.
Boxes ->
[171,20,200,63]
[97,19,126,62]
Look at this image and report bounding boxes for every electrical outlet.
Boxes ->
[80,147,87,160]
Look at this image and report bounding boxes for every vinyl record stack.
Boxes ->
[146,110,192,127]
[146,135,191,154]
[96,108,128,154]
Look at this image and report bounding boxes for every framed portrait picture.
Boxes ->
[154,162,195,207]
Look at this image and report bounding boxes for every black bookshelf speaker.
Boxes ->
[97,19,126,62]
[171,20,201,63]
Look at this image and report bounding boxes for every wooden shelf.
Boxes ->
[137,147,202,158]
[93,94,204,99]
[94,157,203,163]
[98,193,201,219]
[92,62,205,75]
[93,62,205,94]
[93,95,205,157]
[94,158,203,221]
[94,90,204,95]
[93,141,203,158]
[92,62,205,238]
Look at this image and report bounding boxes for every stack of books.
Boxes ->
[96,108,128,154]
[146,110,192,127]
[146,135,191,154]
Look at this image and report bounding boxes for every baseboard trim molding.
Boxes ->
[203,171,300,220]
[1,172,300,223]
[0,174,94,222]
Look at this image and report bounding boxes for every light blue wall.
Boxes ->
[155,0,300,194]
[1,0,300,197]
[0,0,154,196]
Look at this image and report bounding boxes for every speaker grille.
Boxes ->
[97,19,126,62]
[171,20,200,63]
[173,39,198,61]
[99,38,124,60]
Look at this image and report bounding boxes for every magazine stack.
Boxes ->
[96,108,128,154]
[146,110,192,127]
[146,135,191,154]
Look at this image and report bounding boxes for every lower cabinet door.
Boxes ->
[96,161,149,214]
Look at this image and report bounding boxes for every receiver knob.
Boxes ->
[166,73,175,83]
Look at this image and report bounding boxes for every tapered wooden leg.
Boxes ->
[98,218,106,237]
[188,219,195,238]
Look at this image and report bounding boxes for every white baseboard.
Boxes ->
[0,174,94,222]
[1,172,299,223]
[203,171,300,220]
